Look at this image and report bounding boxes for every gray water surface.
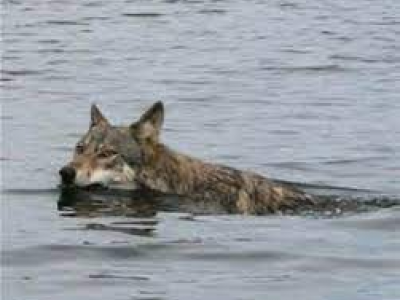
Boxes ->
[2,0,400,299]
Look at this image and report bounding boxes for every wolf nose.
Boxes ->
[59,166,76,184]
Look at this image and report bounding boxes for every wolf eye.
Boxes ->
[76,143,84,154]
[98,149,118,159]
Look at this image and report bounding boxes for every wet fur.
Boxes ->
[130,102,315,214]
[62,102,315,214]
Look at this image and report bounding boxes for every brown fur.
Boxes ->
[130,102,315,214]
[61,102,315,214]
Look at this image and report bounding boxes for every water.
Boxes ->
[2,0,400,299]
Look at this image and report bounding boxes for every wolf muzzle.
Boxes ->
[59,166,76,185]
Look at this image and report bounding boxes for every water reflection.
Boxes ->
[58,185,400,219]
[58,187,161,218]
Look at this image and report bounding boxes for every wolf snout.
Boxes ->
[59,166,76,184]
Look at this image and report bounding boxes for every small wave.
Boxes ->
[330,54,399,64]
[47,59,69,66]
[280,48,312,54]
[0,77,14,82]
[2,69,43,76]
[2,244,144,266]
[198,9,226,15]
[0,156,13,161]
[297,255,400,271]
[36,48,65,54]
[321,156,388,165]
[122,13,164,18]
[88,273,149,281]
[82,1,105,7]
[266,161,317,172]
[0,115,14,120]
[82,16,110,21]
[261,64,350,73]
[188,249,297,261]
[164,0,203,3]
[278,2,300,9]
[46,20,89,26]
[36,39,61,44]
[156,78,214,85]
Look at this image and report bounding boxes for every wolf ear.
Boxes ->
[130,101,164,142]
[90,104,109,127]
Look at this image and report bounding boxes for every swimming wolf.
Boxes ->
[60,102,314,214]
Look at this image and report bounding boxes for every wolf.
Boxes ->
[60,102,315,214]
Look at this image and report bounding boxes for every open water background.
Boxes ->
[2,0,400,299]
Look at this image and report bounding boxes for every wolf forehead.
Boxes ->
[79,125,142,165]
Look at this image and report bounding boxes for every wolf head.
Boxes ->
[59,105,142,188]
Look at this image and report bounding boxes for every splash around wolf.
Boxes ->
[60,102,315,214]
